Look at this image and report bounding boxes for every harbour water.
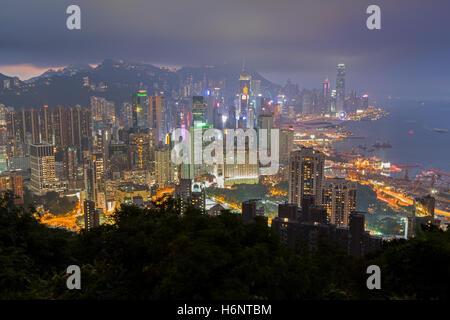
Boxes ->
[334,100,450,176]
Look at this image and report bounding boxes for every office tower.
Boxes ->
[323,178,357,227]
[83,199,99,230]
[330,89,337,113]
[149,96,164,145]
[349,212,365,258]
[279,127,294,165]
[288,147,325,207]
[322,78,331,114]
[192,96,207,128]
[155,145,174,187]
[414,195,435,217]
[336,64,346,113]
[30,143,56,193]
[0,171,24,205]
[237,66,251,128]
[132,90,150,128]
[257,112,274,151]
[190,183,206,213]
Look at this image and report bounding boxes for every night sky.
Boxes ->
[1,0,450,100]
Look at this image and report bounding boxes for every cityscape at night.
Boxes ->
[0,0,449,308]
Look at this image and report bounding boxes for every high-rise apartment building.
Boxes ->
[288,147,325,207]
[323,177,357,226]
[155,145,174,187]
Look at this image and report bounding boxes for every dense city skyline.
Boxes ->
[0,0,449,303]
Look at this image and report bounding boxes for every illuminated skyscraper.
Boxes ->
[237,66,251,128]
[336,64,346,113]
[288,147,324,207]
[322,78,331,114]
[30,143,56,193]
[149,96,164,144]
[323,177,357,226]
[129,132,152,170]
[155,145,174,187]
[132,90,150,128]
[192,96,207,128]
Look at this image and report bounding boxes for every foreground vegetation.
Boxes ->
[0,195,448,300]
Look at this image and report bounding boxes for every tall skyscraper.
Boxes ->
[30,143,56,193]
[288,147,325,207]
[237,67,251,128]
[323,177,357,226]
[192,96,207,128]
[132,90,150,128]
[336,64,346,113]
[322,78,331,114]
[129,132,152,170]
[149,96,164,145]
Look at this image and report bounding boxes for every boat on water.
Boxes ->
[434,128,448,133]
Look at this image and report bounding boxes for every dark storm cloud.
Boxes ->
[1,0,450,98]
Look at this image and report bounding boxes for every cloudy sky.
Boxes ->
[1,0,450,100]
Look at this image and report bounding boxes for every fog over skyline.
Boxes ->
[1,0,450,100]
